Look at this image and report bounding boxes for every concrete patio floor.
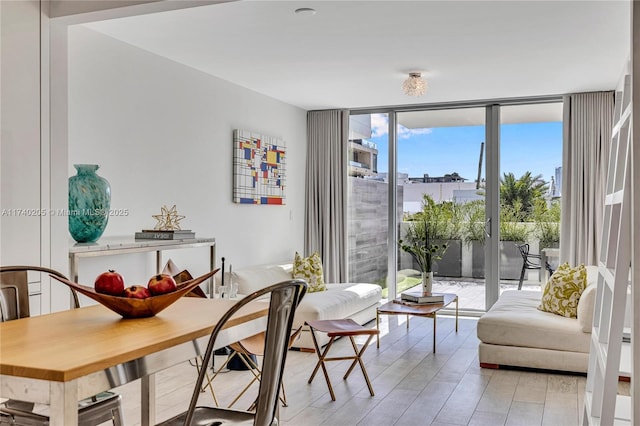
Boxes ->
[395,275,544,313]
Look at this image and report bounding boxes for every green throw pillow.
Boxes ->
[293,252,326,293]
[538,262,587,318]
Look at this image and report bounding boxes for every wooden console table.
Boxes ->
[69,236,216,296]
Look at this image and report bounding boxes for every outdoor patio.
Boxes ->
[397,276,544,312]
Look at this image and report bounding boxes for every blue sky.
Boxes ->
[369,114,562,184]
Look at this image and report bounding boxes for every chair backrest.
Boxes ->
[185,279,307,426]
[0,285,21,321]
[516,243,530,261]
[0,270,30,321]
[0,266,80,320]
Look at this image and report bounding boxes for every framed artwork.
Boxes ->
[233,129,286,205]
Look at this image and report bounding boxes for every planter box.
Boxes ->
[432,239,462,278]
[500,241,523,280]
[471,240,485,278]
[471,240,524,280]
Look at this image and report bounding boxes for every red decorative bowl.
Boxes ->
[51,269,218,318]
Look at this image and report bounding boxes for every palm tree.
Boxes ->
[499,172,548,218]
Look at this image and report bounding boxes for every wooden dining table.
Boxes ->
[0,297,269,425]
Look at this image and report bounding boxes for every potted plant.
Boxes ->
[401,195,463,278]
[533,199,560,250]
[499,203,532,279]
[462,200,486,278]
[462,200,532,279]
[399,218,448,293]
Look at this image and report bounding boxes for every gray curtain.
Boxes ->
[560,91,614,266]
[305,110,349,283]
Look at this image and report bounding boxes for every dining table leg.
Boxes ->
[49,380,79,426]
[142,374,156,426]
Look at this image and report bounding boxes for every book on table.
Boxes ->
[135,230,196,240]
[392,298,443,307]
[400,290,445,303]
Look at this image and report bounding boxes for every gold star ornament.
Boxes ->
[152,205,186,230]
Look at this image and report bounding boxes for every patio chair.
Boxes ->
[0,266,124,426]
[158,279,307,426]
[516,244,554,290]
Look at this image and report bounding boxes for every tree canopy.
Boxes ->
[499,171,549,218]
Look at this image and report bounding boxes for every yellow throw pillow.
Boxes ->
[293,252,326,293]
[538,262,587,318]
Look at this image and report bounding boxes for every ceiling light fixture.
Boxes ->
[402,72,427,97]
[295,7,316,16]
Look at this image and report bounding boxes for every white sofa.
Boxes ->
[222,262,382,350]
[477,265,598,373]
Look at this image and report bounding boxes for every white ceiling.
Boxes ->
[82,0,630,112]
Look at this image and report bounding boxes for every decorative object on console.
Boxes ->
[293,252,326,293]
[135,229,195,240]
[162,259,207,298]
[402,72,427,97]
[152,204,185,230]
[233,129,286,205]
[68,164,111,243]
[538,262,587,318]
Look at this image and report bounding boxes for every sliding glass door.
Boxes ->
[347,98,563,313]
[395,108,487,311]
[498,103,563,293]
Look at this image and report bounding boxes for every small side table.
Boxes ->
[376,293,458,353]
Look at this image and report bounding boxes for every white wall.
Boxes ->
[0,0,41,267]
[67,25,307,284]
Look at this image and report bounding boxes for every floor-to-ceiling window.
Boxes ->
[395,107,487,311]
[498,103,563,293]
[347,113,391,293]
[347,99,563,313]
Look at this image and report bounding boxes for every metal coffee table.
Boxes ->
[376,293,458,353]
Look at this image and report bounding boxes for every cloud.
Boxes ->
[371,113,432,139]
[398,125,432,139]
[371,114,389,137]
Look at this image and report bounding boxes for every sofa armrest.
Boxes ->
[577,284,596,333]
[217,263,293,295]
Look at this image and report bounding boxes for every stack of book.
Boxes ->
[394,290,445,306]
[134,229,196,240]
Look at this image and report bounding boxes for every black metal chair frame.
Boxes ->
[159,279,307,426]
[0,266,123,426]
[516,244,554,290]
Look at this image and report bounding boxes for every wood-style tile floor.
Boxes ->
[109,315,623,426]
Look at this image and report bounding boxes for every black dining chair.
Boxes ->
[0,266,124,426]
[159,279,307,426]
[516,244,554,290]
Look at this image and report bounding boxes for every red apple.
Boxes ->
[95,270,125,296]
[123,285,151,299]
[147,274,177,296]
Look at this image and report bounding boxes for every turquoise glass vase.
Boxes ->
[68,164,111,243]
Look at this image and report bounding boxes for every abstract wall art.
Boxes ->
[233,129,286,205]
